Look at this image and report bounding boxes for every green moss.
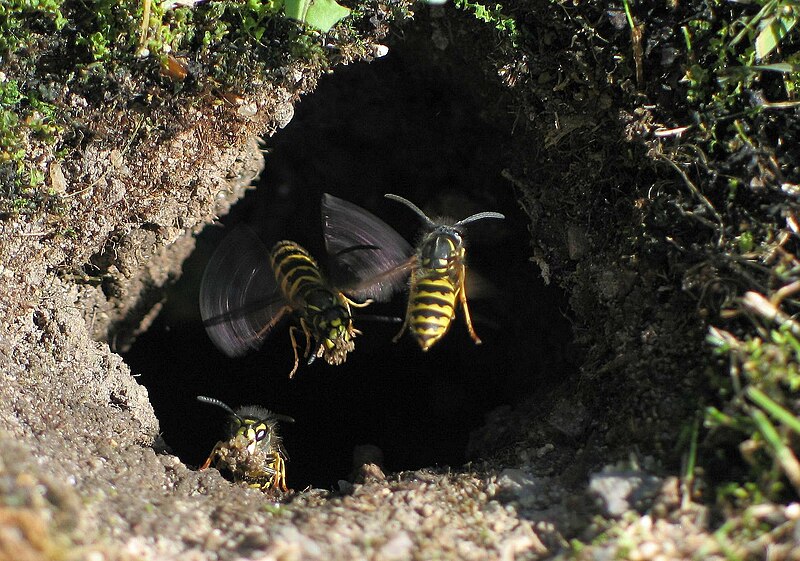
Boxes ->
[453,0,518,43]
[0,75,64,216]
[261,502,287,515]
[0,0,411,218]
[0,0,67,55]
[596,0,800,506]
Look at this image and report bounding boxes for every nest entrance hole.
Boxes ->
[125,42,577,489]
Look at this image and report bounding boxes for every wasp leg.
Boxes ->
[458,263,482,345]
[267,455,283,492]
[288,321,315,378]
[276,456,288,493]
[288,326,302,378]
[300,318,316,361]
[255,305,292,339]
[340,296,363,338]
[392,269,418,343]
[300,318,314,357]
[199,442,222,470]
[345,297,374,308]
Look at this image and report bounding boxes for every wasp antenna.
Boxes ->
[385,194,436,229]
[272,413,296,424]
[454,211,506,227]
[196,395,238,417]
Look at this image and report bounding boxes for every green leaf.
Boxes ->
[746,386,800,435]
[303,0,351,32]
[756,12,798,60]
[283,0,310,22]
[284,0,350,31]
[750,62,800,73]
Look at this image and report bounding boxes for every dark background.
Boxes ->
[124,43,575,490]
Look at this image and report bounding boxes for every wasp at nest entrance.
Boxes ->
[197,396,294,493]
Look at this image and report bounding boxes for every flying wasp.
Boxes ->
[323,194,504,351]
[196,395,294,492]
[199,193,412,377]
[384,194,505,350]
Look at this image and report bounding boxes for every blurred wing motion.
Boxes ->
[321,193,414,302]
[199,226,290,357]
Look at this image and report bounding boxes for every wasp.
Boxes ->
[386,194,505,350]
[196,395,294,492]
[326,194,504,350]
[199,194,411,377]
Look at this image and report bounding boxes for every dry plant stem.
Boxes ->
[741,291,800,338]
[653,152,724,246]
[138,0,152,54]
[771,280,800,307]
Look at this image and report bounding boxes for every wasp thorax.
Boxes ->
[419,228,463,272]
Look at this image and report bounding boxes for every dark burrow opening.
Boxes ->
[125,39,578,490]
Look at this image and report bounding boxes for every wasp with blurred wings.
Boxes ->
[199,193,412,377]
[324,193,505,351]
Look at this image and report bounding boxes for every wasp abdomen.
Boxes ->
[270,241,326,303]
[409,275,458,350]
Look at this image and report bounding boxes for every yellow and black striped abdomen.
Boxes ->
[270,241,326,306]
[409,273,458,351]
[269,240,357,369]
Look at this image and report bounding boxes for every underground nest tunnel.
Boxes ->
[124,41,577,491]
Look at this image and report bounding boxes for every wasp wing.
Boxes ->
[321,193,414,302]
[199,225,290,357]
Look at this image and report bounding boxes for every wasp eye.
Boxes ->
[255,429,267,441]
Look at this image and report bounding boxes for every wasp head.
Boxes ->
[197,397,293,456]
[383,194,504,268]
[313,304,356,365]
[418,227,464,273]
[227,406,279,455]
